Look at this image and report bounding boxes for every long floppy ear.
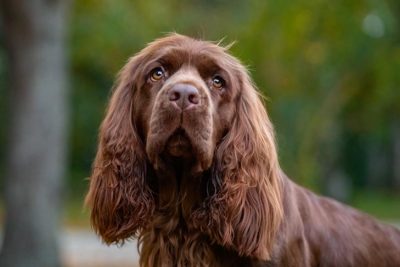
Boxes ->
[193,69,283,260]
[85,55,154,244]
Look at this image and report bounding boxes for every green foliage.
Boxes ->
[352,190,400,219]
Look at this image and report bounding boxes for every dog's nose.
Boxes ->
[168,83,200,109]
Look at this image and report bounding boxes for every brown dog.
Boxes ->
[86,34,400,267]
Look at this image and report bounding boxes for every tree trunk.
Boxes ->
[0,1,69,267]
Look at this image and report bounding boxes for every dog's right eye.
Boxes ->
[150,67,165,82]
[211,75,225,90]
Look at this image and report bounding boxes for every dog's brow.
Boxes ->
[154,48,189,65]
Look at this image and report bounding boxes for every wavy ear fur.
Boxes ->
[193,69,283,260]
[85,55,154,244]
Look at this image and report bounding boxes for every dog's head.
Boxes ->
[130,35,243,172]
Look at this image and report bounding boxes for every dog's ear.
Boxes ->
[85,55,155,244]
[193,68,283,260]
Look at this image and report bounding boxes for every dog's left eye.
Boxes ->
[150,67,165,82]
[212,76,225,89]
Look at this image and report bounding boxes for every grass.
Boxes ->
[351,190,400,221]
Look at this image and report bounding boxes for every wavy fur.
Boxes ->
[86,34,400,267]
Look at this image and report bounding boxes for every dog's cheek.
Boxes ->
[132,84,158,140]
[213,100,235,144]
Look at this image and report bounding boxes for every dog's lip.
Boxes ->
[167,128,191,147]
[165,128,193,157]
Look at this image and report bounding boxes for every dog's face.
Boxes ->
[130,35,241,172]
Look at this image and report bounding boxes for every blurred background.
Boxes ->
[0,0,399,266]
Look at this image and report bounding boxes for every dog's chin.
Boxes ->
[165,129,193,158]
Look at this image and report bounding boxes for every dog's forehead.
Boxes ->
[143,35,236,70]
[148,34,223,54]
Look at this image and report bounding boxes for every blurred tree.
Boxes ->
[0,0,70,267]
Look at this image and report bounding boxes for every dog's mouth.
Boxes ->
[165,128,193,158]
[146,101,214,172]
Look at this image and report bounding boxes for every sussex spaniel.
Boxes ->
[86,34,400,267]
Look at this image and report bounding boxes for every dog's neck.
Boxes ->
[153,156,208,224]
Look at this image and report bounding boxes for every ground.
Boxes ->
[61,229,138,267]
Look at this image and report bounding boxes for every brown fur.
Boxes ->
[86,34,400,267]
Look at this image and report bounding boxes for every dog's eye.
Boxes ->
[212,76,225,89]
[150,67,165,82]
